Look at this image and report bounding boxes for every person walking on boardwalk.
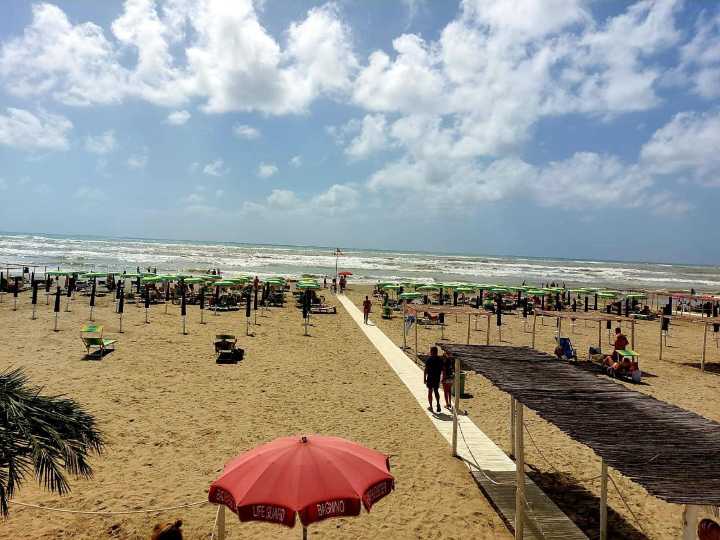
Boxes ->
[424,346,443,413]
[441,351,455,410]
[363,296,372,324]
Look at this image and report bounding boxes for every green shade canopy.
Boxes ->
[569,288,589,293]
[597,291,618,299]
[415,284,439,292]
[141,276,162,283]
[183,277,205,284]
[625,293,647,299]
[399,292,423,300]
[296,282,319,290]
[473,283,496,289]
[47,270,73,276]
[526,289,547,296]
[454,286,476,293]
[81,272,107,279]
[490,287,510,293]
[213,280,237,287]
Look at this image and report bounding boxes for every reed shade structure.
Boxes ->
[533,309,634,350]
[664,315,720,372]
[440,344,720,539]
[405,304,493,352]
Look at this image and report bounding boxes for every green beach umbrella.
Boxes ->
[625,293,646,299]
[213,280,237,287]
[47,270,73,276]
[597,291,618,299]
[490,287,510,293]
[121,272,141,279]
[184,277,205,284]
[81,271,107,279]
[296,282,319,290]
[526,289,547,296]
[399,292,423,300]
[454,286,476,293]
[416,284,440,292]
[141,275,162,283]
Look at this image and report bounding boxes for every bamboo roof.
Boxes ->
[406,304,492,316]
[440,344,720,506]
[534,309,633,323]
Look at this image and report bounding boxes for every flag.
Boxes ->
[334,248,343,256]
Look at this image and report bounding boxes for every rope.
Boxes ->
[10,500,208,515]
[607,472,649,538]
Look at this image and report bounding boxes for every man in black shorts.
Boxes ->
[424,346,443,413]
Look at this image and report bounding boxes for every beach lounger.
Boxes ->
[214,334,244,363]
[80,324,117,357]
[555,337,577,361]
[310,304,336,314]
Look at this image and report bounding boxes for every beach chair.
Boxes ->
[214,334,244,363]
[310,303,337,314]
[555,337,577,361]
[80,324,117,357]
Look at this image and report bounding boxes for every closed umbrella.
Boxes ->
[66,278,73,312]
[181,285,187,335]
[245,290,252,336]
[89,279,96,321]
[208,435,394,540]
[199,286,206,324]
[144,284,150,323]
[53,287,61,331]
[118,286,125,332]
[12,276,20,311]
[31,280,38,320]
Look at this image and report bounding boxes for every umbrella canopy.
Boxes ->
[490,287,510,293]
[214,280,238,287]
[625,293,647,299]
[454,286,476,293]
[415,284,439,292]
[399,292,423,300]
[381,284,401,290]
[47,270,73,276]
[338,271,353,276]
[597,291,618,299]
[208,435,393,528]
[81,271,107,279]
[141,275,162,283]
[184,277,205,284]
[526,289,547,296]
[296,282,319,290]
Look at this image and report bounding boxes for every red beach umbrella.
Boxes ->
[209,435,394,538]
[338,271,353,276]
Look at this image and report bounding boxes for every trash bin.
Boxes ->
[451,371,467,397]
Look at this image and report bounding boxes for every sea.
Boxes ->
[1,232,719,291]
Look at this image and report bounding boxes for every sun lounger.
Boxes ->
[555,337,577,361]
[214,334,244,363]
[80,324,117,357]
[310,304,336,314]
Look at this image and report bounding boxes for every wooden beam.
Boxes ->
[452,356,461,457]
[514,400,524,540]
[682,505,699,540]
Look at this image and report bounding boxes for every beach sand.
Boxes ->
[346,286,720,539]
[0,289,509,539]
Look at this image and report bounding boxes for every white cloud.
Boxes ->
[640,110,720,185]
[233,124,260,139]
[345,114,389,158]
[0,3,127,106]
[678,10,720,99]
[74,185,107,201]
[257,162,278,178]
[166,110,191,125]
[128,149,149,170]
[290,155,302,167]
[0,2,356,115]
[267,189,300,209]
[84,130,116,154]
[311,184,359,213]
[203,159,229,177]
[0,108,73,151]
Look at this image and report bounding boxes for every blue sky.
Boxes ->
[0,0,719,263]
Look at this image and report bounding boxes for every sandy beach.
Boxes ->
[0,287,509,539]
[346,286,720,539]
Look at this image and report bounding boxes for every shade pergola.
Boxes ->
[405,304,493,351]
[439,344,720,539]
[533,309,635,350]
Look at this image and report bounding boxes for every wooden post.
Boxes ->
[452,356,460,456]
[486,315,491,346]
[514,401,524,540]
[531,314,537,348]
[510,397,515,458]
[682,505,699,540]
[415,317,418,356]
[53,312,59,332]
[466,313,471,345]
[631,319,636,350]
[598,320,602,350]
[182,315,187,335]
[659,321,664,362]
[217,505,225,540]
[702,322,708,373]
[600,460,608,540]
[303,526,308,540]
[119,313,123,333]
[558,317,562,339]
[403,303,407,349]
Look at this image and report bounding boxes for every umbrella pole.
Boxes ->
[90,306,94,322]
[13,297,17,311]
[467,314,470,345]
[486,315,490,346]
[402,303,407,349]
[145,307,149,324]
[702,322,708,373]
[200,309,204,324]
[54,312,59,332]
[216,506,225,540]
[531,314,537,349]
[303,526,308,540]
[183,315,187,335]
[414,317,418,356]
[32,304,36,320]
[119,313,123,333]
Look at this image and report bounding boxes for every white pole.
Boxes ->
[90,305,94,322]
[182,315,187,335]
[145,308,149,324]
[531,314,537,348]
[200,308,204,324]
[54,312,58,332]
[682,505,699,540]
[600,459,608,540]
[702,322,708,373]
[514,401,524,540]
[217,506,225,540]
[31,304,36,320]
[402,303,407,349]
[119,313,123,333]
[415,316,418,355]
[452,356,460,456]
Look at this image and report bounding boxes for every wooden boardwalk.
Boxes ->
[337,295,586,540]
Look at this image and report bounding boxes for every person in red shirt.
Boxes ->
[613,327,629,357]
[362,296,372,324]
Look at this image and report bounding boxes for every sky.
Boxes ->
[0,0,719,264]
